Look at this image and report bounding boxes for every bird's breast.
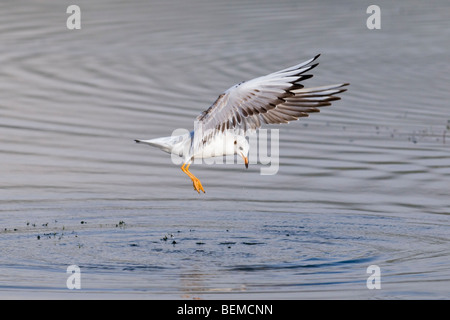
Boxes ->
[192,135,235,159]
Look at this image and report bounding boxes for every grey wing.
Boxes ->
[192,54,348,152]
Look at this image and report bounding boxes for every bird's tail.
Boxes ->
[134,136,174,154]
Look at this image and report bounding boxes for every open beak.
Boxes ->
[241,153,249,169]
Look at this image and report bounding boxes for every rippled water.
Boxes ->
[1,0,449,299]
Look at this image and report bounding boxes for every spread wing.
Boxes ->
[192,54,349,153]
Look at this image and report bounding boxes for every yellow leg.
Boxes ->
[181,163,205,193]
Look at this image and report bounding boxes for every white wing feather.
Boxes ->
[191,54,348,156]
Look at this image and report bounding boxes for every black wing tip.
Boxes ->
[339,83,350,92]
[299,74,314,81]
[309,63,319,69]
[330,83,350,92]
[134,139,140,143]
[313,53,321,60]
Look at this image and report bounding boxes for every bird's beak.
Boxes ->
[241,153,248,169]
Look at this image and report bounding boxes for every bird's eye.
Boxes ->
[234,141,237,145]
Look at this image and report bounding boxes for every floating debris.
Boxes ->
[116,220,126,228]
[161,233,174,241]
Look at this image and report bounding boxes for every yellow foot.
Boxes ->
[192,178,205,193]
[181,163,205,194]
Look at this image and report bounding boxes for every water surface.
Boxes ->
[0,0,449,299]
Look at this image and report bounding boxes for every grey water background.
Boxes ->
[0,0,449,299]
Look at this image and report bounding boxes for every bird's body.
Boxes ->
[136,130,245,160]
[135,54,348,193]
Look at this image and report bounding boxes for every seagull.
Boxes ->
[135,54,348,193]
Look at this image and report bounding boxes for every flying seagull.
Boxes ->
[135,54,349,193]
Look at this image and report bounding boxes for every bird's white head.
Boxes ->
[233,136,249,169]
